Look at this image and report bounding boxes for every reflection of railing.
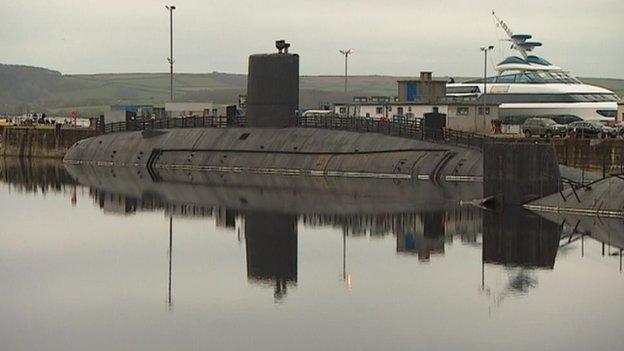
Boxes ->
[99,114,494,150]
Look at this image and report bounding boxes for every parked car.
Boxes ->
[567,120,617,138]
[521,118,567,138]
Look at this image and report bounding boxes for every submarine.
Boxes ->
[63,41,484,184]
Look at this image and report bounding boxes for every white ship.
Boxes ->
[446,12,619,123]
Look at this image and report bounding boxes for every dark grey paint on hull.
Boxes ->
[63,128,483,181]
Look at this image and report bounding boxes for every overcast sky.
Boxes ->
[1,0,623,78]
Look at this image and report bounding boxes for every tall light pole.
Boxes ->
[166,5,176,102]
[480,45,494,132]
[339,49,355,93]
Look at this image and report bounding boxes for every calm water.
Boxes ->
[1,158,623,351]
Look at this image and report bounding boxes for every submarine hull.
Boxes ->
[63,127,484,181]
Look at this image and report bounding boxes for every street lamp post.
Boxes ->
[166,5,176,102]
[480,45,494,131]
[339,49,355,93]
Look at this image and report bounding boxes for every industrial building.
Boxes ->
[164,102,230,118]
[102,102,234,124]
[397,72,447,103]
[104,104,164,124]
[333,72,500,134]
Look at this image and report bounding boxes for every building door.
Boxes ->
[407,83,417,101]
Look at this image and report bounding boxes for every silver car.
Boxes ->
[521,118,567,138]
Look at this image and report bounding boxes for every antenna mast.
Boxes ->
[492,11,541,59]
[492,11,514,40]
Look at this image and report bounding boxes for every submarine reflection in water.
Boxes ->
[483,208,562,269]
[5,159,624,306]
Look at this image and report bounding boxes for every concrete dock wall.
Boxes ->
[1,127,98,158]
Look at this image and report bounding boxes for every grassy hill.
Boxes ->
[1,64,622,116]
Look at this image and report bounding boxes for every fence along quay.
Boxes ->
[97,114,491,151]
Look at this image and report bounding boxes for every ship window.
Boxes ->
[447,86,481,94]
[496,74,516,83]
[570,94,619,102]
[550,115,582,124]
[503,115,581,125]
[467,76,497,84]
[483,93,618,104]
[597,110,616,118]
[530,72,582,84]
[524,72,546,83]
[501,116,530,125]
[499,56,527,65]
[515,74,531,83]
[526,55,551,65]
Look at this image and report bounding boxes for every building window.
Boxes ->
[339,107,346,114]
[477,107,491,115]
[408,106,412,112]
[376,107,383,114]
[397,107,404,116]
[365,113,370,118]
[457,107,469,116]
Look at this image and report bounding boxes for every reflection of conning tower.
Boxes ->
[482,208,561,268]
[246,40,299,128]
[244,211,297,301]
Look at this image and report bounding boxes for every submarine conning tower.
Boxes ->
[246,40,299,128]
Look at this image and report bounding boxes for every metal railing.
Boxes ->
[296,115,422,139]
[98,114,492,150]
[100,115,246,134]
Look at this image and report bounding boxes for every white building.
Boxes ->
[165,102,229,118]
[333,102,448,120]
[333,100,500,134]
[331,71,503,134]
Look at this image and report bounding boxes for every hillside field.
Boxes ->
[1,64,622,116]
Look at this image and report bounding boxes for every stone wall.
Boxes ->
[2,126,98,158]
